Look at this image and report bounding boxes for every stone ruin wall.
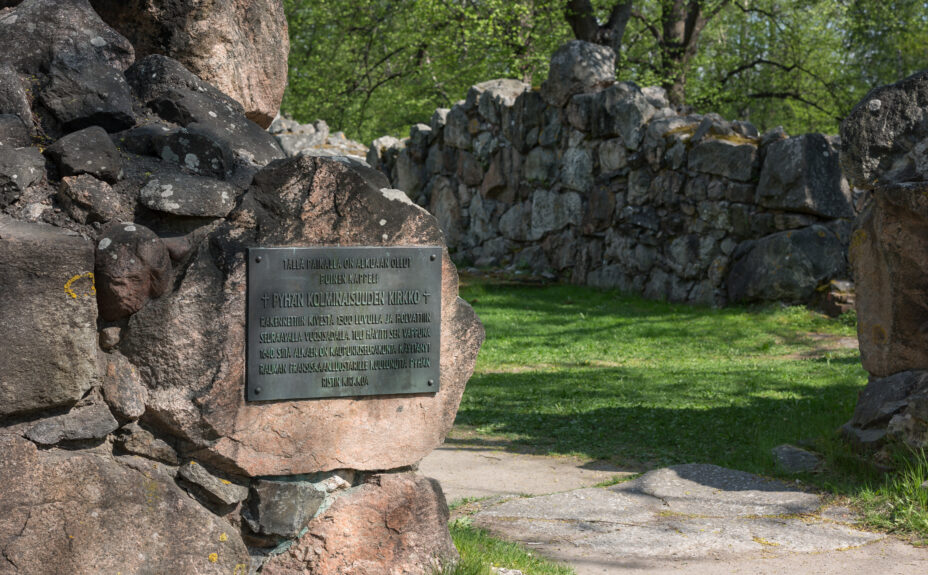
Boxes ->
[370,41,863,307]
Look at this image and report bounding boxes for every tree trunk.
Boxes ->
[565,0,633,57]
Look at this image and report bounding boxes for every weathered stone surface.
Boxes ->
[25,394,119,445]
[688,138,758,182]
[0,146,44,207]
[531,189,581,237]
[444,105,471,150]
[0,0,134,77]
[561,145,593,191]
[0,113,30,147]
[41,56,135,133]
[261,472,457,575]
[116,421,179,465]
[95,221,172,321]
[57,174,123,224]
[100,350,147,420]
[850,188,928,377]
[0,65,33,130]
[597,82,657,149]
[757,134,854,218]
[125,55,285,166]
[118,157,483,475]
[246,479,325,538]
[46,126,122,183]
[472,78,529,125]
[0,435,249,574]
[140,171,239,217]
[429,176,462,247]
[628,464,821,517]
[840,70,928,189]
[0,216,97,419]
[772,444,823,474]
[178,461,250,506]
[152,126,232,179]
[727,225,847,303]
[91,0,289,128]
[852,371,928,430]
[541,41,615,107]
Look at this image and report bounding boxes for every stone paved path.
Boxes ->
[420,447,928,574]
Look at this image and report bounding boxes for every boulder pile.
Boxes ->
[840,71,928,453]
[0,1,482,573]
[373,41,861,306]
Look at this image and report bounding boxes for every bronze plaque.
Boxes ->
[246,246,442,401]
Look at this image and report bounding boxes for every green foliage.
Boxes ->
[283,0,928,145]
[282,0,570,144]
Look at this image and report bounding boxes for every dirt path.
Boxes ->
[420,444,928,575]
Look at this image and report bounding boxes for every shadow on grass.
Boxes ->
[455,366,864,477]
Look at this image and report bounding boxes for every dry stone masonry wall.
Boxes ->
[372,41,861,306]
[0,1,482,574]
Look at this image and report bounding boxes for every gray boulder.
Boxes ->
[246,479,326,538]
[25,394,119,445]
[0,146,44,207]
[0,216,97,419]
[757,134,853,218]
[541,41,616,107]
[840,70,928,189]
[531,189,582,237]
[57,174,125,224]
[688,138,758,182]
[46,126,123,183]
[125,55,284,166]
[140,170,239,217]
[0,113,30,147]
[40,56,135,133]
[0,0,134,76]
[178,461,249,506]
[726,225,847,303]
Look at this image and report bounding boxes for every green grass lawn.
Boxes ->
[456,277,864,474]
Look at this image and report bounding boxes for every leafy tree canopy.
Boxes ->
[282,0,928,144]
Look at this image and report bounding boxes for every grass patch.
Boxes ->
[458,278,864,472]
[857,447,928,542]
[434,520,574,575]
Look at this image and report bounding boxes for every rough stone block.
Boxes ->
[0,216,97,419]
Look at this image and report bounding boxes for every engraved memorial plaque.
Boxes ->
[246,246,442,401]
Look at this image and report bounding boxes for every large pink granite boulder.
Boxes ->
[119,156,484,476]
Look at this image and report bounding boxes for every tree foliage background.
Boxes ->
[282,0,928,145]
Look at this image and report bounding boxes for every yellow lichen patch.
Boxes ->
[208,552,218,563]
[711,132,760,146]
[64,272,96,299]
[849,228,868,252]
[752,536,781,547]
[871,324,888,345]
[219,532,229,542]
[220,479,231,485]
[665,124,698,137]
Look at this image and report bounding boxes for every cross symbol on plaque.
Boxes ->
[423,291,432,303]
[261,293,271,308]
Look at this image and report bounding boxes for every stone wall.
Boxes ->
[0,1,482,574]
[371,41,861,306]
